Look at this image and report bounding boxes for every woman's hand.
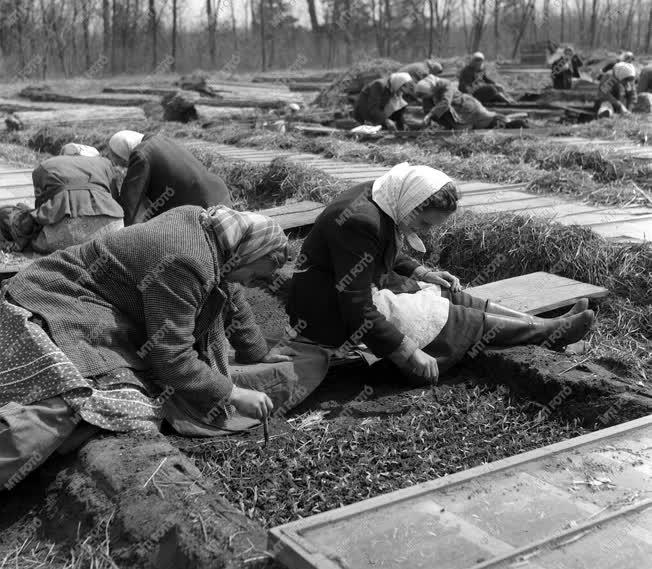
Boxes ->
[406,349,439,383]
[385,119,398,132]
[260,346,297,363]
[228,386,273,420]
[420,270,462,293]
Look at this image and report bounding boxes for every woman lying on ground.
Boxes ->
[0,205,292,490]
[0,147,123,253]
[108,130,232,226]
[287,163,594,384]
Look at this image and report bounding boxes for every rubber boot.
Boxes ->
[485,299,589,321]
[482,310,594,350]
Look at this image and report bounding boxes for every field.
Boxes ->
[0,68,651,568]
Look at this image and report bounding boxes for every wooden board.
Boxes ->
[6,106,147,130]
[258,200,325,230]
[19,90,157,107]
[465,271,609,314]
[270,416,652,569]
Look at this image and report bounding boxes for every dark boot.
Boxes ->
[482,310,594,350]
[486,299,589,321]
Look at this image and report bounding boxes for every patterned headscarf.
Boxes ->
[372,162,453,252]
[109,130,144,162]
[203,205,288,273]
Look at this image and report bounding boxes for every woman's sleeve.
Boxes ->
[140,257,233,416]
[223,282,269,364]
[394,254,420,277]
[330,219,417,363]
[119,151,151,226]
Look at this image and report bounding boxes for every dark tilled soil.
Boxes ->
[171,363,588,529]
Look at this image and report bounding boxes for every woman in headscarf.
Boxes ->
[0,205,291,489]
[549,46,583,90]
[0,151,123,254]
[595,62,637,118]
[398,59,444,83]
[108,130,232,226]
[415,74,500,130]
[353,72,413,131]
[287,163,594,384]
[457,52,514,104]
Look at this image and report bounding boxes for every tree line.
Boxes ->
[0,0,650,80]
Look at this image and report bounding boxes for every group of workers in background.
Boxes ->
[353,49,652,132]
[0,131,230,255]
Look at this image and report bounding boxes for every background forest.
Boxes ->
[0,0,651,79]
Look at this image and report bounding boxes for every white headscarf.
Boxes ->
[108,130,144,162]
[613,62,636,82]
[372,162,453,253]
[384,73,412,118]
[60,143,100,157]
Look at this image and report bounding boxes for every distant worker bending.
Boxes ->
[399,59,444,83]
[353,73,414,132]
[595,62,637,119]
[548,46,583,90]
[457,52,514,104]
[109,131,232,226]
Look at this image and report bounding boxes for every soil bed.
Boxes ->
[171,371,589,529]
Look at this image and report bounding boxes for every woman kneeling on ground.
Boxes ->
[0,205,290,490]
[287,163,594,384]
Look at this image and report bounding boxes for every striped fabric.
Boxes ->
[202,205,288,269]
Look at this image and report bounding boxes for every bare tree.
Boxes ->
[469,0,488,53]
[646,1,652,51]
[171,0,178,71]
[589,0,600,47]
[149,0,156,69]
[206,0,220,66]
[102,0,110,61]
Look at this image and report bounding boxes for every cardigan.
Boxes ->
[287,182,422,361]
[118,134,232,226]
[6,206,268,416]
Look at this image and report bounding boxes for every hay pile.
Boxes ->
[313,58,402,108]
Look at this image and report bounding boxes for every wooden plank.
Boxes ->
[257,200,325,230]
[460,190,543,207]
[465,271,609,314]
[589,218,652,241]
[463,196,562,214]
[6,106,147,131]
